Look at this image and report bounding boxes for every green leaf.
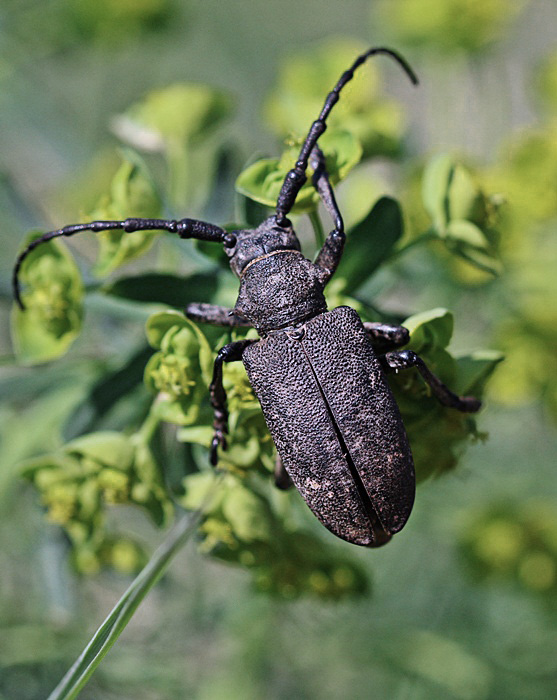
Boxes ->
[103,272,219,308]
[47,506,215,700]
[422,155,489,234]
[222,484,274,543]
[11,233,84,365]
[66,432,135,471]
[446,219,489,248]
[403,308,454,352]
[338,196,403,292]
[63,346,153,441]
[145,310,187,349]
[235,129,362,213]
[444,219,502,275]
[421,154,453,230]
[113,84,233,148]
[454,350,504,396]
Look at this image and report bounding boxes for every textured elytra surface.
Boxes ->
[243,306,415,546]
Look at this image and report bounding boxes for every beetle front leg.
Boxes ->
[381,350,481,413]
[310,147,346,285]
[210,339,257,465]
[186,303,252,328]
[364,322,410,354]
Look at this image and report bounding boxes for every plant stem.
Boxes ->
[309,210,325,248]
[388,228,437,261]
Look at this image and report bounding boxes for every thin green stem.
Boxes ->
[48,475,223,700]
[136,399,164,445]
[387,228,437,261]
[308,209,325,248]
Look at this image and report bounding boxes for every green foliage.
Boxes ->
[112,83,234,209]
[12,233,84,365]
[88,151,163,275]
[22,431,172,574]
[388,309,502,480]
[421,154,502,276]
[374,0,529,54]
[459,501,557,596]
[5,0,180,54]
[236,129,362,213]
[263,37,409,157]
[181,472,369,599]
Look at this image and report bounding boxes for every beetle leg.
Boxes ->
[13,217,232,310]
[185,303,252,327]
[274,453,293,490]
[364,322,410,353]
[381,350,482,412]
[210,339,257,465]
[310,146,346,286]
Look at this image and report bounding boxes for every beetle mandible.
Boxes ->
[13,47,481,547]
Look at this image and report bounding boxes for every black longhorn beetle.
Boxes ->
[13,47,481,547]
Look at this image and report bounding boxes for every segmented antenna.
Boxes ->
[275,47,418,224]
[13,218,227,310]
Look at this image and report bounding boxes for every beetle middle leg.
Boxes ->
[380,350,481,413]
[210,339,257,464]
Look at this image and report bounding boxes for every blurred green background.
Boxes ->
[1,0,557,698]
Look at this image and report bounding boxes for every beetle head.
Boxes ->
[224,216,301,277]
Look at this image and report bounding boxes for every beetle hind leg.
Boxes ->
[364,321,410,354]
[381,350,481,413]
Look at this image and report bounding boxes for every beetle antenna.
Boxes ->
[275,47,418,224]
[13,217,229,310]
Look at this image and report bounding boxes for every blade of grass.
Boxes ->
[48,475,222,700]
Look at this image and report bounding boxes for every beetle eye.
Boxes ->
[223,233,237,248]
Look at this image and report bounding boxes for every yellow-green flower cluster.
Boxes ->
[23,431,172,574]
[144,311,213,425]
[12,234,84,364]
[181,472,368,600]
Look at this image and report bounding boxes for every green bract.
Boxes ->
[421,154,502,276]
[12,232,84,364]
[389,308,502,480]
[236,129,362,213]
[88,150,162,275]
[22,431,172,574]
[264,38,407,157]
[144,311,213,425]
[112,83,233,208]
